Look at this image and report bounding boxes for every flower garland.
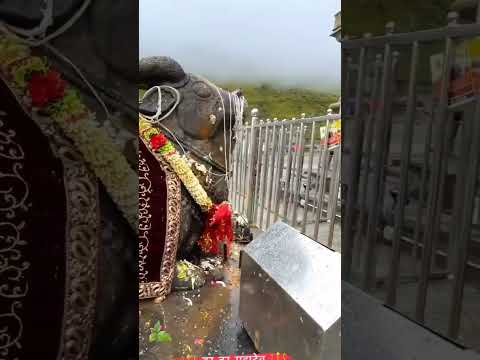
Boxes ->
[139,116,234,256]
[141,118,213,212]
[0,35,137,231]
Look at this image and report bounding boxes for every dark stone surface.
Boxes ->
[90,0,138,81]
[177,187,204,260]
[139,56,243,173]
[139,56,243,258]
[92,188,138,360]
[1,2,139,358]
[0,0,84,26]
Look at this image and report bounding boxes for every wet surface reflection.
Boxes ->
[139,244,255,359]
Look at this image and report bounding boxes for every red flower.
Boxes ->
[28,70,66,108]
[200,202,234,256]
[150,134,168,150]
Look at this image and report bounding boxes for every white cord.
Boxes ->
[45,43,110,119]
[227,91,245,193]
[0,0,91,46]
[140,85,181,123]
[212,84,229,187]
[140,85,186,155]
[227,93,233,189]
[212,85,246,191]
[208,168,228,177]
[158,123,187,155]
[4,0,53,38]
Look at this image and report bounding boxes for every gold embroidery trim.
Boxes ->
[139,139,181,300]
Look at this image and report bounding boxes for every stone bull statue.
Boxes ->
[139,56,247,260]
[0,1,138,359]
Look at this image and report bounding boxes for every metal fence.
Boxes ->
[229,110,342,250]
[342,12,480,348]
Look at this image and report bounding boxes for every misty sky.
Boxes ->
[140,0,340,91]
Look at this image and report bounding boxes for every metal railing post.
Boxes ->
[301,120,317,233]
[231,112,340,236]
[342,35,368,280]
[448,94,480,339]
[292,123,306,227]
[273,120,287,223]
[258,120,272,229]
[313,119,332,239]
[328,146,341,247]
[252,120,265,225]
[363,23,396,291]
[282,122,295,220]
[386,41,419,307]
[245,109,259,222]
[266,122,280,229]
[416,13,456,324]
[233,119,243,212]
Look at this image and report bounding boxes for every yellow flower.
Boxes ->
[0,35,138,231]
[55,114,138,231]
[139,116,214,212]
[0,36,30,67]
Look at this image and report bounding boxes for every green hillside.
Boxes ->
[221,83,339,119]
[140,84,339,120]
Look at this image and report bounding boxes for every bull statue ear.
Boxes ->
[139,56,188,87]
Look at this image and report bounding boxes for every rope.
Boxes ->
[140,85,186,155]
[139,77,246,190]
[45,43,110,119]
[0,0,91,46]
[228,90,245,193]
[212,86,245,193]
[140,85,181,123]
[212,84,230,186]
[227,93,233,190]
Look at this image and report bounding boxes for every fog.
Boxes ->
[140,0,340,92]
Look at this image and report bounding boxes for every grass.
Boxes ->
[139,82,339,120]
[221,83,339,119]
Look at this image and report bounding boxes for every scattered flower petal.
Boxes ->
[194,338,205,346]
[183,296,193,306]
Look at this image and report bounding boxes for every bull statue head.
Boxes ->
[139,56,246,172]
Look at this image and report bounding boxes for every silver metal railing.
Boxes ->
[342,11,480,348]
[229,110,342,250]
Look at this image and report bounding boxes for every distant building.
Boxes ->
[330,11,341,42]
[330,11,341,115]
[328,98,341,115]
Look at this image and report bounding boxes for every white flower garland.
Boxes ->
[56,113,138,230]
[0,34,137,231]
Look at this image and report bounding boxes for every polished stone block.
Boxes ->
[240,222,341,359]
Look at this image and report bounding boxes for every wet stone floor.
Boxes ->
[139,244,256,359]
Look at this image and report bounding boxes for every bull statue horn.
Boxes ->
[139,56,188,87]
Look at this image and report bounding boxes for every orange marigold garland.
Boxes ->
[139,116,234,256]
